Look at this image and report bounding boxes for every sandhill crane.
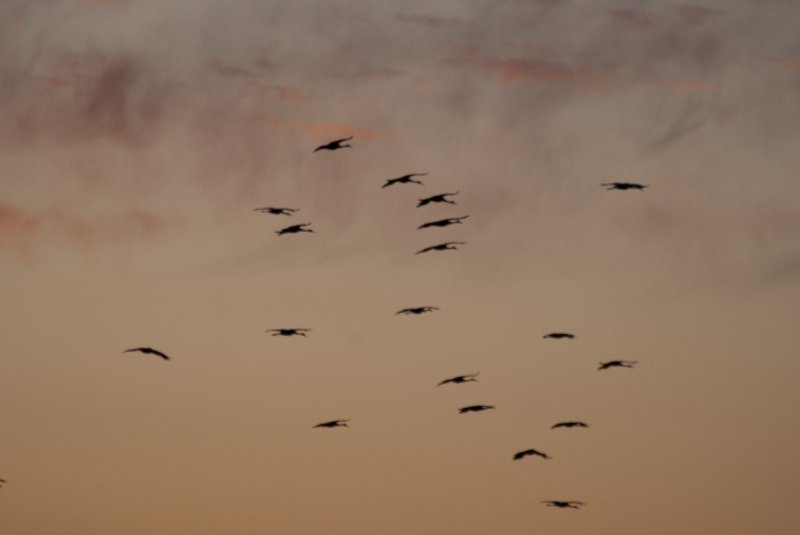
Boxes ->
[266,328,311,337]
[458,404,495,414]
[313,419,350,428]
[602,182,648,191]
[313,136,353,152]
[437,372,479,386]
[415,241,466,254]
[417,192,459,207]
[543,332,575,340]
[598,360,637,370]
[382,173,427,188]
[254,207,298,216]
[542,501,584,509]
[513,448,551,460]
[396,306,439,315]
[417,215,469,229]
[124,347,170,361]
[551,421,589,430]
[276,223,314,235]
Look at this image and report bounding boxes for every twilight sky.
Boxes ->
[2,1,800,534]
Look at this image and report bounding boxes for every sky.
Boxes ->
[2,0,800,533]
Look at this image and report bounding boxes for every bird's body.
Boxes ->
[383,173,427,188]
[437,372,479,386]
[417,192,459,207]
[313,419,350,428]
[598,360,637,370]
[313,136,353,152]
[417,215,469,229]
[276,223,314,235]
[124,347,170,361]
[0,479,6,487]
[542,500,584,509]
[602,182,648,191]
[267,328,311,337]
[543,332,575,340]
[551,421,589,430]
[415,241,466,254]
[513,448,551,460]
[254,207,298,216]
[458,404,495,413]
[396,306,439,315]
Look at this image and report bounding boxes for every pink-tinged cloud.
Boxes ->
[668,78,717,93]
[396,12,466,29]
[208,60,257,79]
[480,59,579,84]
[273,86,311,104]
[83,0,134,9]
[0,204,43,261]
[673,5,722,26]
[609,8,660,30]
[298,122,381,142]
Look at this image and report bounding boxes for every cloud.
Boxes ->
[395,12,467,29]
[297,121,382,141]
[609,8,660,31]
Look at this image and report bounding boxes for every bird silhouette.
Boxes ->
[313,136,353,152]
[551,421,589,430]
[382,173,427,188]
[542,500,584,509]
[598,360,637,370]
[417,192,459,207]
[276,223,314,235]
[396,306,439,315]
[437,372,479,386]
[543,332,575,340]
[0,479,6,487]
[458,404,495,413]
[417,215,469,229]
[124,347,170,360]
[313,419,350,428]
[254,207,298,216]
[602,182,648,191]
[267,328,311,337]
[513,448,551,460]
[415,241,466,254]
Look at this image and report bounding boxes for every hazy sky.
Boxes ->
[2,1,800,534]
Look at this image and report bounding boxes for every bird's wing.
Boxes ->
[151,349,170,360]
[417,222,434,229]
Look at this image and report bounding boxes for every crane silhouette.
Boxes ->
[417,192,459,207]
[313,419,350,428]
[602,182,648,191]
[458,404,495,413]
[417,215,469,229]
[551,421,589,430]
[267,328,311,337]
[396,306,439,315]
[382,173,427,188]
[124,347,170,361]
[254,207,298,216]
[415,241,466,254]
[598,360,637,370]
[513,448,551,460]
[542,500,584,509]
[437,372,479,386]
[276,223,314,235]
[313,136,353,152]
[543,332,575,340]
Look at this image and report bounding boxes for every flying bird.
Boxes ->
[313,136,353,152]
[313,419,350,428]
[124,347,170,361]
[551,421,589,430]
[543,332,575,340]
[254,207,298,216]
[437,372,479,386]
[417,192,459,207]
[602,182,648,191]
[382,173,427,188]
[276,223,314,235]
[417,215,469,229]
[513,448,551,460]
[396,306,439,315]
[0,479,6,487]
[458,404,495,414]
[542,501,584,509]
[415,241,466,254]
[267,328,311,337]
[598,360,637,370]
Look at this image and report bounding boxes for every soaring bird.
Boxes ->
[513,448,551,460]
[396,306,439,315]
[313,419,350,428]
[437,372,479,386]
[458,404,495,413]
[267,328,311,337]
[415,241,466,254]
[276,223,314,235]
[382,173,427,188]
[598,360,637,370]
[551,421,589,430]
[0,479,6,487]
[417,215,469,229]
[124,347,170,361]
[602,182,648,191]
[313,136,353,152]
[543,332,575,340]
[542,501,584,509]
[417,192,459,207]
[254,207,298,216]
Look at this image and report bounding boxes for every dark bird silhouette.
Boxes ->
[396,306,439,315]
[417,192,459,207]
[458,404,495,413]
[602,182,648,191]
[542,500,584,509]
[551,421,589,430]
[276,223,314,235]
[415,241,466,254]
[417,215,469,229]
[598,360,637,370]
[543,332,575,340]
[124,347,170,361]
[382,173,427,188]
[313,419,350,428]
[437,372,479,386]
[313,136,353,152]
[267,328,311,337]
[254,207,298,216]
[513,448,551,460]
[0,479,6,487]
